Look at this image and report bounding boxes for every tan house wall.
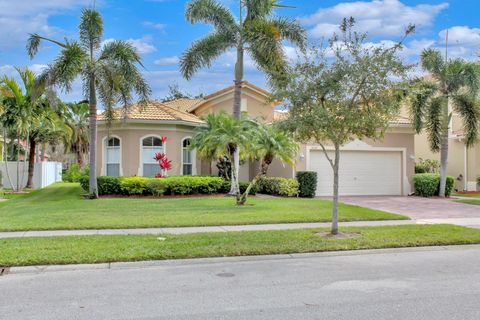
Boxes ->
[193,87,275,122]
[96,122,199,177]
[415,132,480,191]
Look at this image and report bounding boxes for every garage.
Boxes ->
[308,149,403,196]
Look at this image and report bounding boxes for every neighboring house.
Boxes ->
[415,113,480,192]
[97,81,416,196]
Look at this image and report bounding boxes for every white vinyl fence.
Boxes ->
[0,161,62,189]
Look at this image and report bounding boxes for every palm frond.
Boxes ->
[26,34,67,59]
[180,32,234,80]
[48,42,87,92]
[425,96,446,152]
[267,16,306,49]
[420,49,444,79]
[409,78,437,133]
[186,0,237,35]
[79,8,104,53]
[452,93,480,147]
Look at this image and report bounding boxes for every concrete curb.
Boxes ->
[4,244,480,276]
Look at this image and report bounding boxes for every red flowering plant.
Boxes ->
[153,150,172,178]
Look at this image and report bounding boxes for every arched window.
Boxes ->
[142,136,163,176]
[182,138,193,175]
[106,137,120,176]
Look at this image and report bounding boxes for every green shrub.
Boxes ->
[145,179,168,197]
[162,176,224,195]
[79,175,89,192]
[220,181,257,195]
[415,158,439,174]
[120,177,149,195]
[296,171,317,198]
[414,173,454,197]
[258,177,299,197]
[63,165,89,183]
[97,176,122,195]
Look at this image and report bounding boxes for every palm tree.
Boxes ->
[63,101,90,167]
[27,8,150,197]
[180,0,305,195]
[0,68,45,190]
[410,49,480,197]
[190,111,255,203]
[237,123,298,204]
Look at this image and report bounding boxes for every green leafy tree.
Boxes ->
[180,0,305,195]
[274,19,413,235]
[238,123,298,204]
[409,49,480,197]
[27,8,150,197]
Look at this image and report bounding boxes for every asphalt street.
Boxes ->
[1,245,480,319]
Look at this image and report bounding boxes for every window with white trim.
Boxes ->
[142,136,163,177]
[106,137,120,176]
[182,138,193,175]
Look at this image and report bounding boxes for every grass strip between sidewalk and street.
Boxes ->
[1,224,480,267]
[0,183,407,232]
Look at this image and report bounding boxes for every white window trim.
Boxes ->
[102,135,123,176]
[181,136,196,175]
[138,134,167,176]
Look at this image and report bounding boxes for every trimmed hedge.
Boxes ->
[296,171,317,198]
[414,173,454,197]
[257,177,299,197]
[80,176,224,196]
[220,181,258,195]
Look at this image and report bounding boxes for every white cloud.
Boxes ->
[154,56,179,66]
[0,0,90,48]
[103,36,157,55]
[143,21,167,31]
[439,26,480,46]
[302,0,448,39]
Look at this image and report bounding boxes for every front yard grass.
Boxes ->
[453,193,480,199]
[456,199,480,206]
[0,183,407,231]
[1,224,479,267]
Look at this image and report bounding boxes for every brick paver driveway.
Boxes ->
[340,196,480,220]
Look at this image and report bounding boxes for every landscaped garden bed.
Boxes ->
[1,224,479,267]
[0,183,407,232]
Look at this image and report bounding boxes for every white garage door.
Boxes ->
[308,150,402,196]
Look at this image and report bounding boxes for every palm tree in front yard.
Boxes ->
[180,0,305,196]
[410,49,480,197]
[237,123,298,205]
[27,8,151,197]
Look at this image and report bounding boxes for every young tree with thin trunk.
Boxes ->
[27,8,150,198]
[180,0,305,196]
[274,18,413,235]
[409,49,480,197]
[63,101,90,167]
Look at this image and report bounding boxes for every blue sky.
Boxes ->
[0,0,479,105]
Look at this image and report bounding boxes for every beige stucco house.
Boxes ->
[97,81,416,196]
[415,112,480,192]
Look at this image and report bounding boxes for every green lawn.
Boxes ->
[453,193,480,199]
[0,183,407,232]
[456,199,480,206]
[1,225,479,267]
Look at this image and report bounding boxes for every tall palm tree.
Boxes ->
[190,111,255,203]
[27,8,150,197]
[237,123,298,204]
[180,0,305,195]
[410,49,480,197]
[63,101,90,167]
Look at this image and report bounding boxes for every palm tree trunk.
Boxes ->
[237,158,271,205]
[88,73,99,198]
[16,137,20,192]
[76,146,85,167]
[26,136,36,189]
[2,130,15,191]
[41,144,46,161]
[228,45,244,196]
[438,129,449,197]
[331,145,340,235]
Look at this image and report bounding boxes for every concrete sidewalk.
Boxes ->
[0,220,415,239]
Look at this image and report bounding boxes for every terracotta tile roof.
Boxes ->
[392,115,412,125]
[163,98,205,111]
[273,110,289,121]
[97,101,204,124]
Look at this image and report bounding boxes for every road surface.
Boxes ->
[1,246,480,319]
